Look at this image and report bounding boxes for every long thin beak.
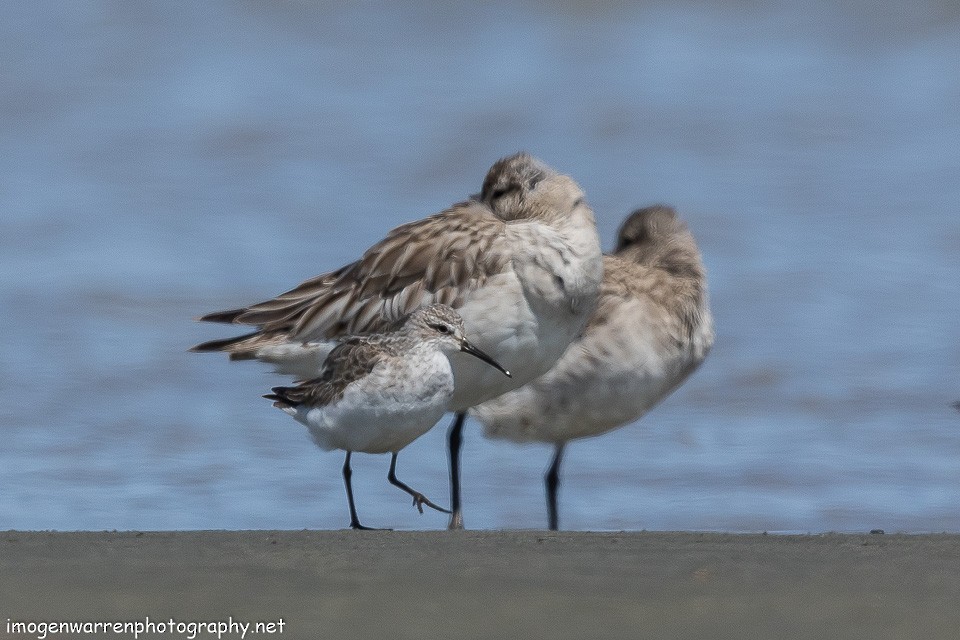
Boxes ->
[460,339,511,378]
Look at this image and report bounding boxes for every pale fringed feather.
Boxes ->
[194,200,509,355]
[265,335,389,409]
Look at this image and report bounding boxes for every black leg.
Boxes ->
[447,412,467,530]
[387,452,451,515]
[342,451,377,530]
[545,443,565,531]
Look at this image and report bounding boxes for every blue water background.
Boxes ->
[1,1,958,531]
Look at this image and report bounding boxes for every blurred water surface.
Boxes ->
[1,1,958,531]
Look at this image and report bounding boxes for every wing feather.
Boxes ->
[266,336,390,408]
[196,200,509,350]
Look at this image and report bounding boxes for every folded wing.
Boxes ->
[193,200,510,354]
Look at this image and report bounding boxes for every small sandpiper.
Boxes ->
[264,304,510,530]
[472,205,714,530]
[192,152,603,529]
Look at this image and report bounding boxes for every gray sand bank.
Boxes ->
[2,530,959,639]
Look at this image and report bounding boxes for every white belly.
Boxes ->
[286,354,454,454]
[448,221,604,410]
[446,270,588,411]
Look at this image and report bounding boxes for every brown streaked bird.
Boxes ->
[193,153,604,529]
[471,205,714,530]
[264,304,510,530]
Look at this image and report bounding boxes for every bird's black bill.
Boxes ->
[460,340,511,377]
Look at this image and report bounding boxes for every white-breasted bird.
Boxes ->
[193,153,604,528]
[264,304,510,530]
[472,205,713,530]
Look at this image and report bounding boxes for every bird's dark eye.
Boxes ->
[429,323,450,334]
[490,184,519,200]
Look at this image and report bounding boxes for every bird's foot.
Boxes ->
[412,492,451,515]
[349,521,391,531]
